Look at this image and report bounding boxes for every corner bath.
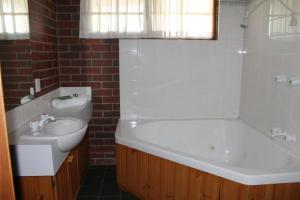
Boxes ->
[115,119,300,200]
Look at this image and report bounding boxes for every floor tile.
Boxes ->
[87,166,107,177]
[105,167,116,177]
[78,186,101,197]
[83,177,103,187]
[99,197,121,200]
[100,183,121,197]
[77,197,99,200]
[121,191,139,200]
[103,176,118,184]
[78,165,139,200]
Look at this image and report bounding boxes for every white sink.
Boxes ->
[44,118,84,136]
[51,96,89,109]
[21,117,88,152]
[51,100,92,123]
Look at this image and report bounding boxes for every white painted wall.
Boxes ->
[120,3,245,120]
[240,0,300,155]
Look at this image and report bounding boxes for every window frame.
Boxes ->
[212,0,219,40]
[0,0,30,40]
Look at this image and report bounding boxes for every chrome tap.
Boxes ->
[38,114,56,127]
[270,128,296,143]
[29,114,55,135]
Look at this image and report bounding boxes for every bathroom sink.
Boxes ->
[43,118,85,136]
[51,96,89,109]
[21,117,88,152]
[51,97,92,123]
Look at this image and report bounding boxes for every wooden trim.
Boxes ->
[212,0,219,40]
[66,149,80,200]
[116,144,300,200]
[0,65,15,200]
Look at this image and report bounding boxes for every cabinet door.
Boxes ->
[15,147,83,200]
[54,160,70,200]
[15,176,55,200]
[77,132,89,183]
[67,150,80,200]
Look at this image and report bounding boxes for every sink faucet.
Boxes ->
[29,114,55,135]
[270,128,296,143]
[38,114,56,127]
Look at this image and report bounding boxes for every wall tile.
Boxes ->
[240,0,300,155]
[120,4,245,120]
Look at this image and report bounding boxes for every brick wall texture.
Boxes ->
[1,0,59,110]
[0,39,33,110]
[0,0,120,165]
[56,0,120,165]
[28,0,60,95]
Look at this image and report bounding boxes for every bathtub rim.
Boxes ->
[115,119,300,185]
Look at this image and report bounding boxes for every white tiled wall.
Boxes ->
[120,3,245,120]
[240,0,300,155]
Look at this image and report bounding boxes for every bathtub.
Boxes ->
[115,119,300,185]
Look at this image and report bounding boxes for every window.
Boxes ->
[0,0,30,40]
[80,0,218,39]
[269,0,300,39]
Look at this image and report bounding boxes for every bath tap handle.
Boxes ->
[286,134,297,143]
[270,128,296,143]
[289,78,300,87]
[270,128,286,137]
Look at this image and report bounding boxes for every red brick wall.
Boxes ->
[0,0,119,165]
[28,0,59,95]
[57,0,120,165]
[0,40,33,110]
[1,0,59,110]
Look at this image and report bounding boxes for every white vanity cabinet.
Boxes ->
[14,133,89,200]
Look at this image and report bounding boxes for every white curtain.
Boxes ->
[0,0,30,40]
[80,0,214,39]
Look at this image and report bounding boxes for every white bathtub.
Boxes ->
[115,119,300,185]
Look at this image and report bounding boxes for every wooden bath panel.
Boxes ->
[116,144,300,200]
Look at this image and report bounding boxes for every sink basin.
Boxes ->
[51,96,89,109]
[43,118,85,136]
[21,117,88,152]
[51,100,92,123]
